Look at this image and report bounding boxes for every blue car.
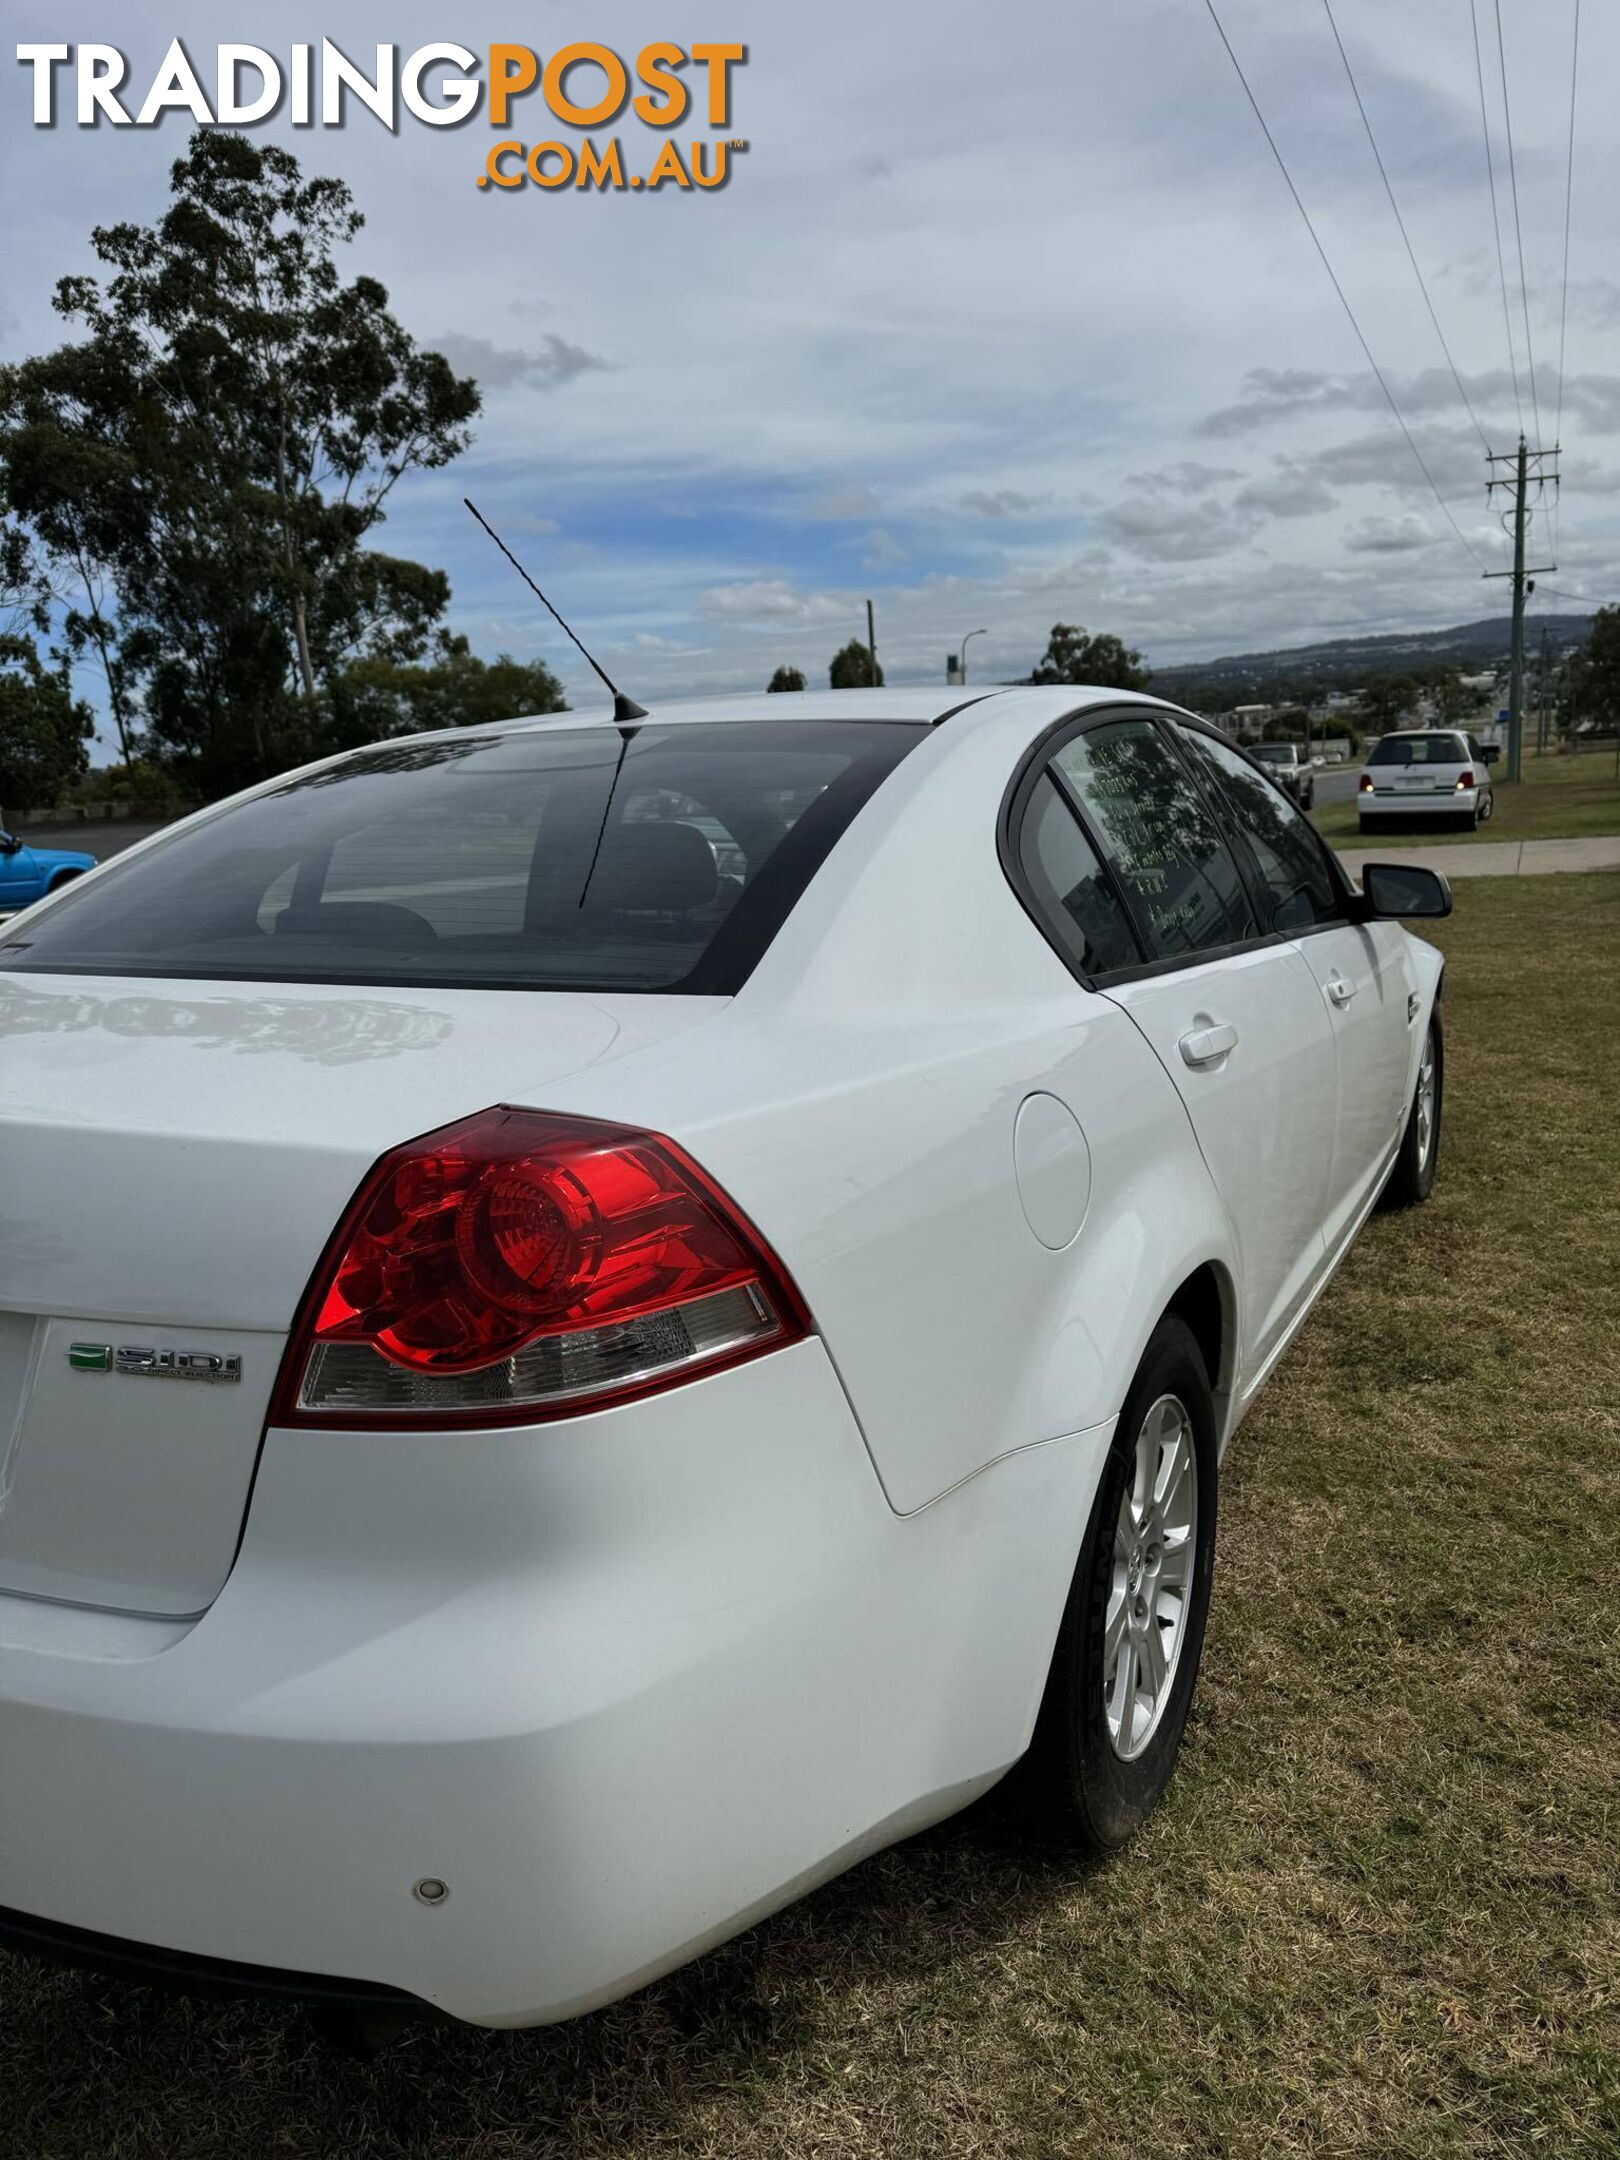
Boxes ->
[0,830,98,911]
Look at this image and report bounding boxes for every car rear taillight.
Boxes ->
[272,1107,810,1428]
[1359,774,1374,792]
[1455,769,1474,789]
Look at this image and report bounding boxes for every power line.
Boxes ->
[1553,0,1580,559]
[1319,0,1489,450]
[1492,0,1542,443]
[1468,0,1523,432]
[1533,584,1597,606]
[1199,0,1487,576]
[1554,0,1580,446]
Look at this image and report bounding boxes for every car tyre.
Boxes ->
[1004,1316,1217,1853]
[1381,1010,1442,1209]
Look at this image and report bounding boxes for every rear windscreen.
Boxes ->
[0,721,927,995]
[1368,734,1468,766]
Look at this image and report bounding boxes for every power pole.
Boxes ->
[1484,436,1559,783]
[865,599,879,688]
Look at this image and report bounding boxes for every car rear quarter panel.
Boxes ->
[652,1004,1233,1514]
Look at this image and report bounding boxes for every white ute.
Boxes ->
[0,688,1450,2027]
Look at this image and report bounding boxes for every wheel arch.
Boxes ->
[1163,1260,1236,1416]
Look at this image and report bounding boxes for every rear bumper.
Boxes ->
[0,1340,1107,2026]
[1359,787,1482,818]
[0,1902,412,2013]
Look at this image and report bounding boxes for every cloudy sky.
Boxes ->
[2,0,1612,721]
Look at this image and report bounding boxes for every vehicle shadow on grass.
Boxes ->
[0,1805,1096,2160]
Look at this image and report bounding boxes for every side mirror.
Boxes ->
[1357,862,1453,920]
[0,832,20,855]
[1480,744,1501,765]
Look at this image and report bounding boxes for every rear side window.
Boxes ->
[1179,728,1341,934]
[0,722,925,995]
[1369,734,1469,765]
[1018,773,1144,975]
[1050,720,1256,961]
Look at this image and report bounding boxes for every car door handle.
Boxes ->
[1325,975,1357,1007]
[1178,1022,1238,1067]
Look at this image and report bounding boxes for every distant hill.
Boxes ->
[1149,614,1593,699]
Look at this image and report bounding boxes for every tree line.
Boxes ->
[766,624,1150,696]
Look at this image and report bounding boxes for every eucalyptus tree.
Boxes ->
[0,131,479,792]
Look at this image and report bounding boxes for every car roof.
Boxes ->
[306,686,1179,769]
[466,685,1168,735]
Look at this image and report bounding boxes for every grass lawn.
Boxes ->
[2,877,1617,2159]
[1314,743,1620,849]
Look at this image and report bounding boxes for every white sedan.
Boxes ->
[0,687,1449,2030]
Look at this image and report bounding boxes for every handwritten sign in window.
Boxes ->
[1052,723,1254,962]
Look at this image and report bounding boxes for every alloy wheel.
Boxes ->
[1104,1394,1199,1761]
[1416,1033,1437,1168]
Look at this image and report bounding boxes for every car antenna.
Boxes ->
[463,498,647,730]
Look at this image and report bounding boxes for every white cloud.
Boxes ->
[699,580,852,623]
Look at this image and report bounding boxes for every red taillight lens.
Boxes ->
[273,1107,810,1427]
[1455,769,1474,789]
[1359,774,1374,793]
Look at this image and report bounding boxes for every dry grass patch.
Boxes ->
[1,875,1617,2158]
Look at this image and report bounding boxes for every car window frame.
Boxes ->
[1000,702,1289,991]
[1162,714,1357,944]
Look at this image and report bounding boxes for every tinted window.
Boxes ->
[1368,733,1469,766]
[1181,729,1341,934]
[1250,744,1293,766]
[0,722,924,995]
[1051,720,1255,961]
[1018,773,1143,975]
